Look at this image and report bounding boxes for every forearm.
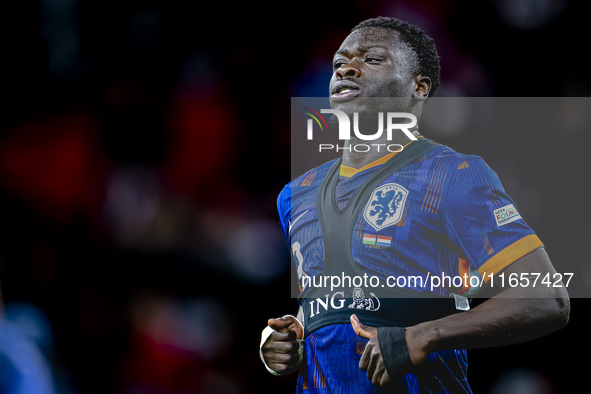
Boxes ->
[408,290,569,356]
[406,248,570,361]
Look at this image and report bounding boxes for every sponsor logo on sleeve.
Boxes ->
[494,204,522,226]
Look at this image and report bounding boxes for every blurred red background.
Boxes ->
[0,0,588,393]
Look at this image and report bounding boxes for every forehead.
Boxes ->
[335,27,402,56]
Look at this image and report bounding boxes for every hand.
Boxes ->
[261,316,303,375]
[350,314,391,387]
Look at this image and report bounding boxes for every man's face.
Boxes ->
[329,27,417,115]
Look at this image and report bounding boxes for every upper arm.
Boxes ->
[496,246,570,300]
[277,184,292,244]
[444,158,542,285]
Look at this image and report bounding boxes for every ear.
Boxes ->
[412,75,432,99]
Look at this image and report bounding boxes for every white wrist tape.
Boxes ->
[259,315,304,376]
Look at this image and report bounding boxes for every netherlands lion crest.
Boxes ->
[363,183,409,231]
[348,287,380,311]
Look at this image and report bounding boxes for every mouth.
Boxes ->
[330,82,360,102]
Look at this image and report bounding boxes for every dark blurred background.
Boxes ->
[0,0,589,393]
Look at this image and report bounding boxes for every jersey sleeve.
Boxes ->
[444,157,543,282]
[277,183,292,245]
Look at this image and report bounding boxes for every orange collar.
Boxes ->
[339,136,421,177]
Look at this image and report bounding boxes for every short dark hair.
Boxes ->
[352,16,441,97]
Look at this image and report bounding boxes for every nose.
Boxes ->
[336,60,361,79]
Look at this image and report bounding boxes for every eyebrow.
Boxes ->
[335,45,389,57]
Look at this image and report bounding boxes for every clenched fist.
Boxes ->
[261,316,303,375]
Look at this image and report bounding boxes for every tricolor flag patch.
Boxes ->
[376,235,392,247]
[363,234,392,247]
[363,234,376,245]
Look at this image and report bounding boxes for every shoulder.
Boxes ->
[425,143,497,180]
[418,143,508,208]
[277,158,339,203]
[276,159,338,238]
[426,143,482,165]
[276,158,339,224]
[412,143,490,181]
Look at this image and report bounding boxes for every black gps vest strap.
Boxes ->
[300,138,466,338]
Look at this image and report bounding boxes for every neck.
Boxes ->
[341,127,420,169]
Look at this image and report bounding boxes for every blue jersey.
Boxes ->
[277,139,542,393]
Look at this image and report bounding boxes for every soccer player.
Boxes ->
[260,16,570,393]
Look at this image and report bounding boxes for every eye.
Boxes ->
[365,57,382,64]
[333,61,346,70]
